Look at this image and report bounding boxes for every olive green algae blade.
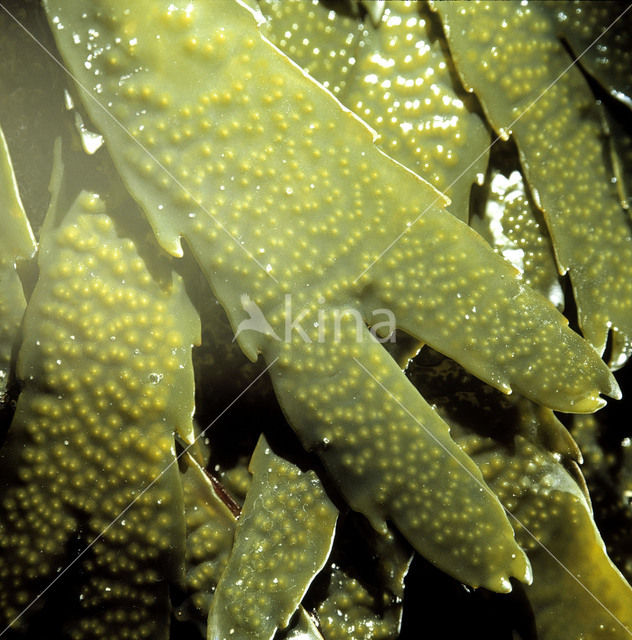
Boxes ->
[317,565,403,640]
[269,309,531,592]
[0,122,36,398]
[409,352,632,640]
[177,455,325,636]
[0,1,70,232]
[314,520,412,640]
[207,435,338,640]
[258,0,490,222]
[603,105,632,214]
[433,0,632,368]
[549,1,632,111]
[44,0,616,410]
[464,431,632,639]
[176,451,237,626]
[43,0,619,590]
[471,168,564,309]
[358,205,616,412]
[282,608,325,640]
[0,191,199,638]
[257,0,368,100]
[0,125,36,263]
[340,0,490,222]
[572,413,632,584]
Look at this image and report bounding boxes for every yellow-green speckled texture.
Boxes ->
[0,192,199,638]
[317,565,402,640]
[555,0,632,217]
[42,0,621,593]
[316,524,411,640]
[0,0,628,637]
[176,452,237,626]
[604,106,632,214]
[549,1,632,110]
[42,0,617,407]
[471,168,563,308]
[258,0,367,99]
[216,457,253,505]
[268,308,530,591]
[435,0,632,368]
[467,431,632,639]
[259,0,490,221]
[0,124,36,398]
[409,352,632,639]
[207,435,337,640]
